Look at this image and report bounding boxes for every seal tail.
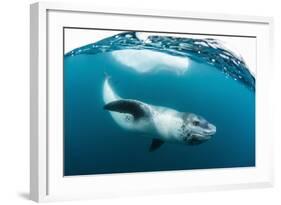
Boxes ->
[102,73,121,104]
[104,72,111,80]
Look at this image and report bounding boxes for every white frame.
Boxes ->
[30,2,274,202]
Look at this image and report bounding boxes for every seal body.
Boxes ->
[103,76,216,151]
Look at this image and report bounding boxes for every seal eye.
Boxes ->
[192,121,200,126]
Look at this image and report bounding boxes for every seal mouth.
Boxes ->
[189,123,216,143]
[192,133,211,140]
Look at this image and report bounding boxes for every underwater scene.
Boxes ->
[64,30,255,176]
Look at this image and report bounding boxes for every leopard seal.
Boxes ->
[103,75,216,151]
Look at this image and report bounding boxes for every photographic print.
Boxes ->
[63,28,256,176]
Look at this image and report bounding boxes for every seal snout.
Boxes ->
[204,123,216,136]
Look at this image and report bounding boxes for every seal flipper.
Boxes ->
[104,99,148,120]
[149,139,165,152]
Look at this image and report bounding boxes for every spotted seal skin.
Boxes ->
[103,75,216,151]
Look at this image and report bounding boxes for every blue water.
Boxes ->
[64,31,255,176]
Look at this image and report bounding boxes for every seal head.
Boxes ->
[180,113,216,145]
